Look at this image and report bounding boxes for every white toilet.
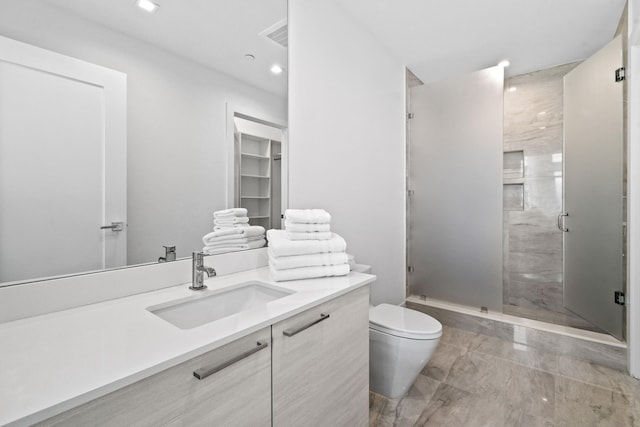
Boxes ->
[369,303,442,398]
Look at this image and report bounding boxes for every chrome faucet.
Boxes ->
[158,245,176,263]
[190,252,216,291]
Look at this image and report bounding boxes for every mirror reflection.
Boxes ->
[0,0,287,285]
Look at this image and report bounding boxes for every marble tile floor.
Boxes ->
[369,325,640,426]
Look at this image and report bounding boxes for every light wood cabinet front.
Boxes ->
[37,328,271,427]
[271,286,370,427]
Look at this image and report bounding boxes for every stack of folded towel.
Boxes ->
[203,208,266,255]
[267,209,350,281]
[213,208,250,231]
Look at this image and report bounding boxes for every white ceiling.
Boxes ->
[43,0,287,96]
[38,0,627,94]
[337,0,627,83]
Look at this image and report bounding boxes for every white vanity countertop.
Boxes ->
[0,267,376,426]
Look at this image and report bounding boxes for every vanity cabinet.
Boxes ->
[271,286,370,427]
[36,328,272,427]
[34,286,370,426]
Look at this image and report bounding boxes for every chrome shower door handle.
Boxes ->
[100,221,124,232]
[557,212,568,232]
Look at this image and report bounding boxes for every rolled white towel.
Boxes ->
[214,216,249,226]
[214,208,248,218]
[202,238,266,255]
[269,263,350,282]
[203,226,265,245]
[268,250,348,270]
[214,223,250,231]
[267,229,346,257]
[284,220,330,233]
[284,209,331,224]
[286,231,332,241]
[204,236,264,248]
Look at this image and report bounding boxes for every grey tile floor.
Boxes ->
[369,325,640,426]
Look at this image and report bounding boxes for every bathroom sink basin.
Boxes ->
[147,281,294,329]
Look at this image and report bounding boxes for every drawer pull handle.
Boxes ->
[193,340,268,380]
[283,313,330,337]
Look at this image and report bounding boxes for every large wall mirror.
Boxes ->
[0,0,287,286]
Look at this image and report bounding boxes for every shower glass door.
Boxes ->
[563,35,624,339]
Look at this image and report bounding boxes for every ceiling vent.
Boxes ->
[260,19,288,48]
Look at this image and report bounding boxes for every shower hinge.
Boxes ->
[407,189,415,197]
[615,67,625,82]
[615,291,626,305]
[407,113,414,119]
[408,265,415,273]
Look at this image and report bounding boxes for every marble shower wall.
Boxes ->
[502,62,601,331]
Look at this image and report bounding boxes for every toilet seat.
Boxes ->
[369,304,442,340]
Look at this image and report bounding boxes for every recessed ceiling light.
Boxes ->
[245,54,256,61]
[136,0,159,13]
[508,86,517,92]
[498,60,510,67]
[270,65,283,74]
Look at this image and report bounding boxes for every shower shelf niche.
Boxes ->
[503,183,524,211]
[503,150,524,179]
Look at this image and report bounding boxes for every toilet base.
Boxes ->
[369,328,440,399]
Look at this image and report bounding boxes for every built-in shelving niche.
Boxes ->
[503,150,524,211]
[503,183,524,211]
[503,150,524,179]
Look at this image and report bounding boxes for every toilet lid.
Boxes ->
[369,304,442,340]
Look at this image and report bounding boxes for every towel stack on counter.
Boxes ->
[202,208,266,255]
[266,209,350,281]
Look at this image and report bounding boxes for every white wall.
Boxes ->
[288,0,406,305]
[0,0,286,265]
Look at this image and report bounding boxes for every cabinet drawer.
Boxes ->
[37,327,271,427]
[272,286,370,427]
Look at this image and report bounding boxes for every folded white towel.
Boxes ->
[267,229,346,257]
[214,217,249,226]
[203,226,265,245]
[284,209,331,224]
[203,246,251,255]
[204,236,264,248]
[214,208,248,218]
[214,223,250,231]
[268,250,349,270]
[286,231,332,241]
[284,220,331,233]
[269,263,350,282]
[202,238,266,255]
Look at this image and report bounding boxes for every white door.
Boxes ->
[563,35,624,339]
[0,36,126,283]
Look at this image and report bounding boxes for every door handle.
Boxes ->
[557,212,568,232]
[100,221,124,232]
[283,313,330,337]
[193,341,269,380]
